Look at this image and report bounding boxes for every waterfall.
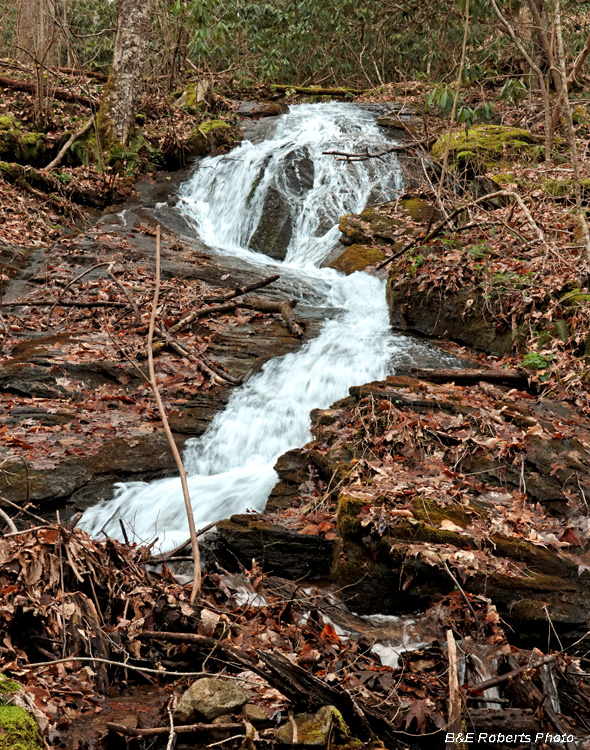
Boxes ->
[80,103,454,550]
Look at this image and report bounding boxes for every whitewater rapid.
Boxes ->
[80,103,450,550]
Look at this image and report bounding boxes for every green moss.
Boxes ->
[186,120,234,157]
[337,494,368,539]
[543,178,590,199]
[400,197,437,222]
[0,705,43,750]
[0,126,46,165]
[431,125,540,165]
[411,497,476,527]
[329,244,386,274]
[0,676,21,694]
[0,115,17,130]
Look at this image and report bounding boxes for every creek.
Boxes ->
[80,102,456,551]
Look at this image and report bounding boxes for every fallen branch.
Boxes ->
[469,653,557,694]
[202,273,280,305]
[169,274,281,335]
[0,75,97,106]
[1,300,128,308]
[44,116,94,171]
[25,655,211,677]
[106,722,244,737]
[446,630,462,749]
[323,144,421,160]
[349,385,478,415]
[0,508,18,534]
[148,227,201,603]
[272,84,365,96]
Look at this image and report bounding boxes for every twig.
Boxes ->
[439,556,478,621]
[44,116,94,171]
[106,263,143,327]
[0,496,45,524]
[166,706,176,750]
[148,226,201,603]
[0,507,17,534]
[374,189,548,271]
[106,722,244,737]
[24,656,213,677]
[47,262,111,324]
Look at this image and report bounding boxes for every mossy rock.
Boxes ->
[400,197,439,222]
[185,120,235,157]
[0,122,47,166]
[337,494,368,539]
[329,244,386,274]
[0,704,43,750]
[174,81,212,113]
[543,177,590,200]
[431,125,541,166]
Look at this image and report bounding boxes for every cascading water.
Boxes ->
[81,103,454,550]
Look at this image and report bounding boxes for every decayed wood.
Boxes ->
[106,722,244,737]
[279,301,304,338]
[0,75,97,106]
[393,367,529,388]
[465,709,538,733]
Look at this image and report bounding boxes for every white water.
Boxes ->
[81,103,453,550]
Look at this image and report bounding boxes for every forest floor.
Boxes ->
[0,62,590,749]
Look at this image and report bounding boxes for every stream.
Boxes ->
[80,102,456,551]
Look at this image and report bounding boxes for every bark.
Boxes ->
[97,0,151,150]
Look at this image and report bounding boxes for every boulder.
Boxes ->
[237,101,289,118]
[329,244,386,274]
[248,186,293,260]
[275,706,346,746]
[431,124,543,166]
[185,121,235,157]
[174,678,249,723]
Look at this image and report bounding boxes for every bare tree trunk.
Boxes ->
[97,0,151,151]
[15,0,56,65]
[554,0,590,261]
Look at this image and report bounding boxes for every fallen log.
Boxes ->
[393,367,530,388]
[106,721,244,737]
[272,84,365,96]
[0,75,97,107]
[323,144,421,160]
[57,66,108,82]
[44,116,94,171]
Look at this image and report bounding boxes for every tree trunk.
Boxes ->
[96,0,151,152]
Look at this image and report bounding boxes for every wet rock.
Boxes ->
[248,186,293,260]
[284,147,314,195]
[275,706,345,746]
[174,678,249,723]
[329,244,386,274]
[237,101,289,118]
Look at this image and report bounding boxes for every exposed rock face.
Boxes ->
[248,186,293,260]
[174,678,248,723]
[237,101,289,118]
[248,147,314,260]
[329,244,386,274]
